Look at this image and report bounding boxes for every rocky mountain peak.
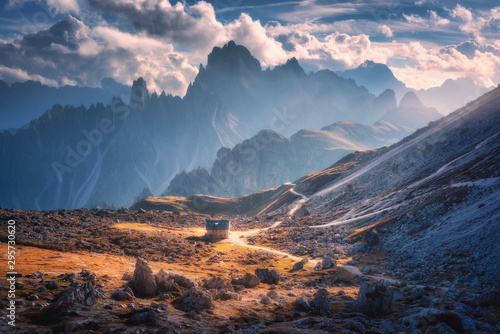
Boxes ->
[274,57,306,78]
[399,91,426,109]
[205,40,261,75]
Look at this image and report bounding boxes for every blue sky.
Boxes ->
[0,0,499,95]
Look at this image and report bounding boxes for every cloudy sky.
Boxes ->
[0,0,499,96]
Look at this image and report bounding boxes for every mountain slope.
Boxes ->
[0,78,242,209]
[164,120,412,198]
[277,86,500,285]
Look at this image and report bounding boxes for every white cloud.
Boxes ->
[87,0,228,58]
[403,10,450,27]
[0,16,198,95]
[0,65,59,86]
[226,14,288,67]
[379,24,393,37]
[389,41,500,89]
[449,5,500,43]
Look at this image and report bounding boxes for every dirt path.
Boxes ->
[224,221,320,268]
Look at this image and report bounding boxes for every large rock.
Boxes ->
[362,230,380,247]
[111,287,135,301]
[172,288,214,313]
[132,257,157,297]
[350,282,393,315]
[293,261,304,271]
[478,289,500,306]
[321,256,336,270]
[203,276,228,290]
[231,273,260,288]
[311,288,332,316]
[255,268,280,285]
[155,269,176,292]
[52,281,102,311]
[155,269,195,292]
[173,273,195,289]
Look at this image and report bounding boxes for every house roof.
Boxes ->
[206,219,230,230]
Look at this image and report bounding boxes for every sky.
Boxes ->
[0,0,499,96]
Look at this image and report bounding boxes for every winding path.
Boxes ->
[220,184,400,283]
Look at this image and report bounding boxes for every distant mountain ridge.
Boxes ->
[164,120,413,198]
[337,60,407,98]
[0,78,130,130]
[381,91,443,130]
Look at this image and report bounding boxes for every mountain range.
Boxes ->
[0,78,130,130]
[0,41,409,210]
[0,41,488,210]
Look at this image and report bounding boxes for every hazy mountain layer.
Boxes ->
[165,121,413,198]
[380,91,443,130]
[0,78,130,130]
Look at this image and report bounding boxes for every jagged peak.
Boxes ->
[273,57,306,77]
[205,40,261,74]
[399,91,426,109]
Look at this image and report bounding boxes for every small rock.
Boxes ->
[350,282,393,315]
[185,311,201,321]
[255,269,279,285]
[362,230,379,247]
[260,296,272,305]
[44,280,59,290]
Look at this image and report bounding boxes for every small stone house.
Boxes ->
[205,219,230,239]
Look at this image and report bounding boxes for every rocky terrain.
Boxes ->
[1,205,499,333]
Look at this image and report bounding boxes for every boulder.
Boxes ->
[155,269,176,292]
[321,256,336,270]
[111,287,135,301]
[292,296,311,311]
[362,230,380,247]
[231,273,260,288]
[311,288,332,316]
[350,282,393,315]
[255,268,280,285]
[293,261,304,271]
[478,289,500,306]
[203,276,228,290]
[172,287,214,312]
[173,274,195,289]
[52,281,102,311]
[132,257,157,297]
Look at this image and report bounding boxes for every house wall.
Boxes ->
[206,229,229,239]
